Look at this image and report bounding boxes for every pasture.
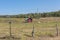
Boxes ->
[0,17,60,40]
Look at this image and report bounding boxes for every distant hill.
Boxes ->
[0,10,60,18]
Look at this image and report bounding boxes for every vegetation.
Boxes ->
[0,17,60,40]
[0,11,60,40]
[0,10,60,18]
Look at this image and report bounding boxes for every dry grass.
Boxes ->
[0,17,60,40]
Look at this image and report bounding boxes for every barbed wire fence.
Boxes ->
[0,18,60,40]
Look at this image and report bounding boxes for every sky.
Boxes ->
[0,0,60,15]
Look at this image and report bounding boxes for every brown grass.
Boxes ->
[0,17,60,40]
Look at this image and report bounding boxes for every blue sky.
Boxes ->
[0,0,60,15]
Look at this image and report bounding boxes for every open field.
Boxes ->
[0,17,60,40]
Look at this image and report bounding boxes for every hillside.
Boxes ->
[0,10,60,18]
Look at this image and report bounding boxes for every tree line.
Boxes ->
[0,11,60,18]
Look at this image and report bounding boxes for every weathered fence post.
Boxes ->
[31,24,35,40]
[56,24,59,36]
[9,21,12,37]
[32,25,34,37]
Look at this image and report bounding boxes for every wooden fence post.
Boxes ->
[56,24,59,36]
[32,25,34,37]
[9,21,12,37]
[32,25,35,40]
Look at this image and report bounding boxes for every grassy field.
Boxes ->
[0,17,60,40]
